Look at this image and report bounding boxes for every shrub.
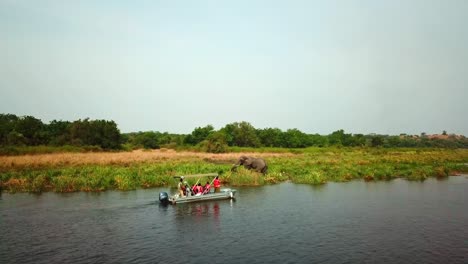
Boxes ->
[52,176,83,192]
[292,171,326,185]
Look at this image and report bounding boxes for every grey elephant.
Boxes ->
[231,155,268,174]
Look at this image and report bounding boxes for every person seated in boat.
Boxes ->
[203,181,211,194]
[191,184,202,196]
[192,184,199,195]
[178,178,185,197]
[184,183,191,197]
[213,176,221,193]
[196,183,203,195]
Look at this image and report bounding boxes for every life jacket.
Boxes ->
[204,184,211,193]
[214,179,220,188]
[197,185,203,193]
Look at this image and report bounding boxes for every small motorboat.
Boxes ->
[159,173,236,205]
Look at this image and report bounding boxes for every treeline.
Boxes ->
[1,114,467,153]
[0,114,120,150]
[171,122,468,152]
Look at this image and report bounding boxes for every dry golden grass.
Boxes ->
[0,149,295,170]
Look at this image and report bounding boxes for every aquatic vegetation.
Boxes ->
[223,168,265,186]
[0,148,467,192]
[52,176,82,192]
[291,171,327,185]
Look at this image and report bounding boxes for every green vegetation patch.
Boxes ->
[1,148,467,193]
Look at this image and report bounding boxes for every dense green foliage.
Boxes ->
[1,113,467,154]
[0,114,121,150]
[122,131,183,150]
[178,122,468,151]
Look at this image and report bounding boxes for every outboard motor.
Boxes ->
[159,192,169,204]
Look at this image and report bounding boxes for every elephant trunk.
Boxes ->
[231,164,239,172]
[231,159,243,172]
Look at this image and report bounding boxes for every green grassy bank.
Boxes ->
[1,148,467,193]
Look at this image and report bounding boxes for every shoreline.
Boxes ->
[1,148,467,193]
[1,175,466,196]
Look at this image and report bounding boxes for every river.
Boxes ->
[1,176,467,264]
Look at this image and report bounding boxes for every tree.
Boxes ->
[161,133,184,147]
[219,124,236,146]
[0,114,19,145]
[281,129,309,148]
[348,134,366,147]
[328,129,347,146]
[6,131,26,145]
[68,119,121,149]
[385,136,402,147]
[203,131,228,153]
[257,128,283,147]
[69,118,91,146]
[371,136,384,147]
[98,120,121,149]
[309,134,329,147]
[46,120,71,145]
[15,116,45,145]
[221,122,260,147]
[132,132,160,149]
[184,125,214,145]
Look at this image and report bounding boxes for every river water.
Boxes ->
[1,176,467,264]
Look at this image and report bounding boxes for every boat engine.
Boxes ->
[159,192,169,204]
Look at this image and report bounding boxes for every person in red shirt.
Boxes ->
[197,183,203,194]
[213,176,221,193]
[203,181,211,194]
[192,184,198,195]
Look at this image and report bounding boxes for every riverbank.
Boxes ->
[1,148,467,193]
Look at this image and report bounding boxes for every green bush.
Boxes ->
[292,171,326,185]
[30,174,47,193]
[52,176,83,192]
[224,169,265,186]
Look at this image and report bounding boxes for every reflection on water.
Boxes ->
[174,200,233,217]
[1,177,467,264]
[173,200,235,235]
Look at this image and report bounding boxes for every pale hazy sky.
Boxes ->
[1,0,467,135]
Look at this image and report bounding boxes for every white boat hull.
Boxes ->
[169,188,236,204]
